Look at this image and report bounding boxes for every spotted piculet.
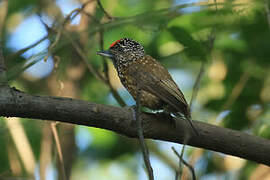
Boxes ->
[97,38,198,135]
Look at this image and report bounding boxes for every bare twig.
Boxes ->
[189,10,216,111]
[7,35,48,60]
[81,10,100,23]
[222,71,250,110]
[135,88,154,180]
[189,61,205,111]
[172,147,196,180]
[51,122,67,180]
[0,48,7,85]
[98,31,126,106]
[176,134,191,180]
[44,1,93,61]
[186,1,218,178]
[98,31,108,75]
[63,31,106,82]
[44,8,80,61]
[97,0,114,20]
[179,144,186,171]
[0,48,6,74]
[175,172,179,180]
[64,30,126,106]
[148,141,179,173]
[63,27,125,106]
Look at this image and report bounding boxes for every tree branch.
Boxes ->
[0,85,270,166]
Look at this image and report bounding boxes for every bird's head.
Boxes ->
[97,38,145,69]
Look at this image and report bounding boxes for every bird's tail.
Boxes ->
[174,113,199,136]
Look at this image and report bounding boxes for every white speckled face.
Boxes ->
[108,38,145,71]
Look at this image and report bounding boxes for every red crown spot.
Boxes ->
[110,39,121,48]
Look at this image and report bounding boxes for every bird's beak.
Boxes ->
[97,50,114,58]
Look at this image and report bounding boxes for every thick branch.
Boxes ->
[0,86,270,166]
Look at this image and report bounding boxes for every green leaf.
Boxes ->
[169,26,206,60]
[8,0,39,15]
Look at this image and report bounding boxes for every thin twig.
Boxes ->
[185,1,218,179]
[98,31,107,74]
[44,1,93,61]
[7,36,48,60]
[189,61,205,111]
[222,71,250,110]
[0,48,6,74]
[63,31,106,82]
[8,1,93,61]
[64,28,125,106]
[175,172,179,180]
[147,141,179,173]
[179,139,189,180]
[135,88,154,180]
[8,2,222,65]
[98,31,126,106]
[0,48,7,85]
[81,10,100,23]
[44,8,80,61]
[264,0,270,29]
[65,30,126,106]
[97,0,114,20]
[189,18,216,111]
[172,147,196,180]
[53,0,124,107]
[176,134,191,180]
[50,122,67,180]
[179,144,186,168]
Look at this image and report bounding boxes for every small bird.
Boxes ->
[97,38,198,135]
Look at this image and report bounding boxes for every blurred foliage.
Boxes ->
[0,0,269,179]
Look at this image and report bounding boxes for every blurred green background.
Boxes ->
[0,0,269,179]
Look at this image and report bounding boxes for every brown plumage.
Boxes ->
[97,38,198,135]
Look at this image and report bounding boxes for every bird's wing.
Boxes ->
[127,61,189,116]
